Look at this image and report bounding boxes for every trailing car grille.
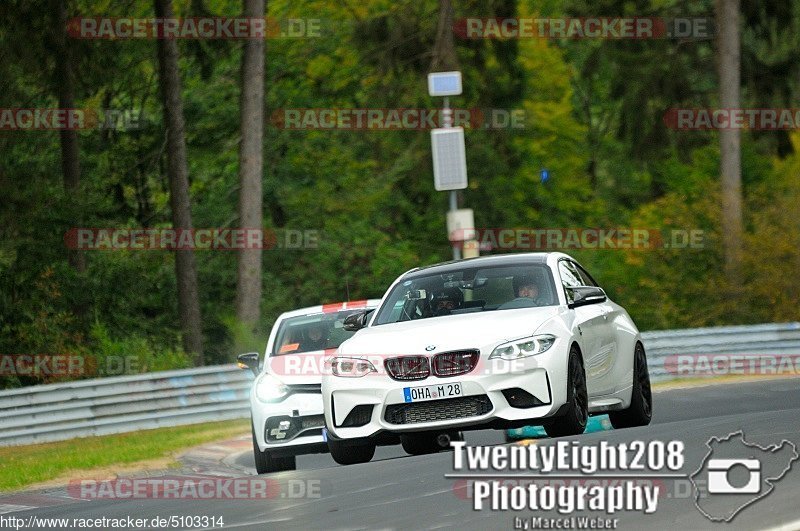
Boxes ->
[384,356,430,381]
[265,414,325,443]
[384,395,493,425]
[431,350,479,377]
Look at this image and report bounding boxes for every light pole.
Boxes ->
[441,95,460,259]
[428,71,473,261]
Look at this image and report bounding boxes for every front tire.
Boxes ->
[251,422,296,474]
[544,348,588,438]
[609,343,652,429]
[327,437,376,465]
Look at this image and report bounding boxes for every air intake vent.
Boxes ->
[339,405,374,428]
[384,395,492,425]
[501,388,546,408]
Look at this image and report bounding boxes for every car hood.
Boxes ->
[339,307,563,356]
[264,348,335,386]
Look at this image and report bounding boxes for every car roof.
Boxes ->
[276,299,382,320]
[404,252,564,279]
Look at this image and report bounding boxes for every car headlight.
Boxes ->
[255,373,289,402]
[489,334,556,360]
[328,357,377,377]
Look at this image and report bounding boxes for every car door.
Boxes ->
[572,261,619,395]
[558,259,606,397]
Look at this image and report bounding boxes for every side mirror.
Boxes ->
[237,352,260,377]
[567,286,607,309]
[342,309,374,332]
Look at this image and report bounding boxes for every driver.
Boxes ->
[302,323,328,351]
[430,287,464,316]
[513,275,543,305]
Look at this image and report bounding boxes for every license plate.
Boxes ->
[403,382,463,403]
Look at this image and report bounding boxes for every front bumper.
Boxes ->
[251,391,327,454]
[323,344,570,440]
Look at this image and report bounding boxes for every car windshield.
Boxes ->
[272,310,369,356]
[373,263,558,325]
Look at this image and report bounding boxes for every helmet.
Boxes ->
[305,323,327,341]
[513,275,539,295]
[430,287,464,312]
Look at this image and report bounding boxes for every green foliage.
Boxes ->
[741,133,800,323]
[1,0,799,389]
[88,321,192,376]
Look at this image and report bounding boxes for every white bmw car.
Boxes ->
[237,299,380,473]
[321,252,652,465]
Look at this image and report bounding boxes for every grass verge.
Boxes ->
[0,418,248,492]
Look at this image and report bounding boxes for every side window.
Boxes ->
[573,262,600,288]
[558,261,582,303]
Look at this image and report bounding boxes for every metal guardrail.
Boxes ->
[642,322,800,382]
[0,366,254,447]
[0,322,798,447]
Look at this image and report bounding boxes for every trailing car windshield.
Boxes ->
[373,263,558,325]
[272,310,368,356]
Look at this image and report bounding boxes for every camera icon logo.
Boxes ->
[707,458,761,494]
[691,431,798,522]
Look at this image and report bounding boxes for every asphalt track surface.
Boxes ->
[7,378,800,531]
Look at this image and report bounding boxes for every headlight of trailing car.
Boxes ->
[255,373,289,402]
[328,357,377,377]
[489,334,556,360]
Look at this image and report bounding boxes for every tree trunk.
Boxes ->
[154,0,204,363]
[52,0,85,272]
[430,0,457,71]
[235,0,265,329]
[716,0,743,288]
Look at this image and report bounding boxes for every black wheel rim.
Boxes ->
[636,348,652,418]
[571,355,588,427]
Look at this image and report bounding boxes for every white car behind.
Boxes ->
[238,299,380,473]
